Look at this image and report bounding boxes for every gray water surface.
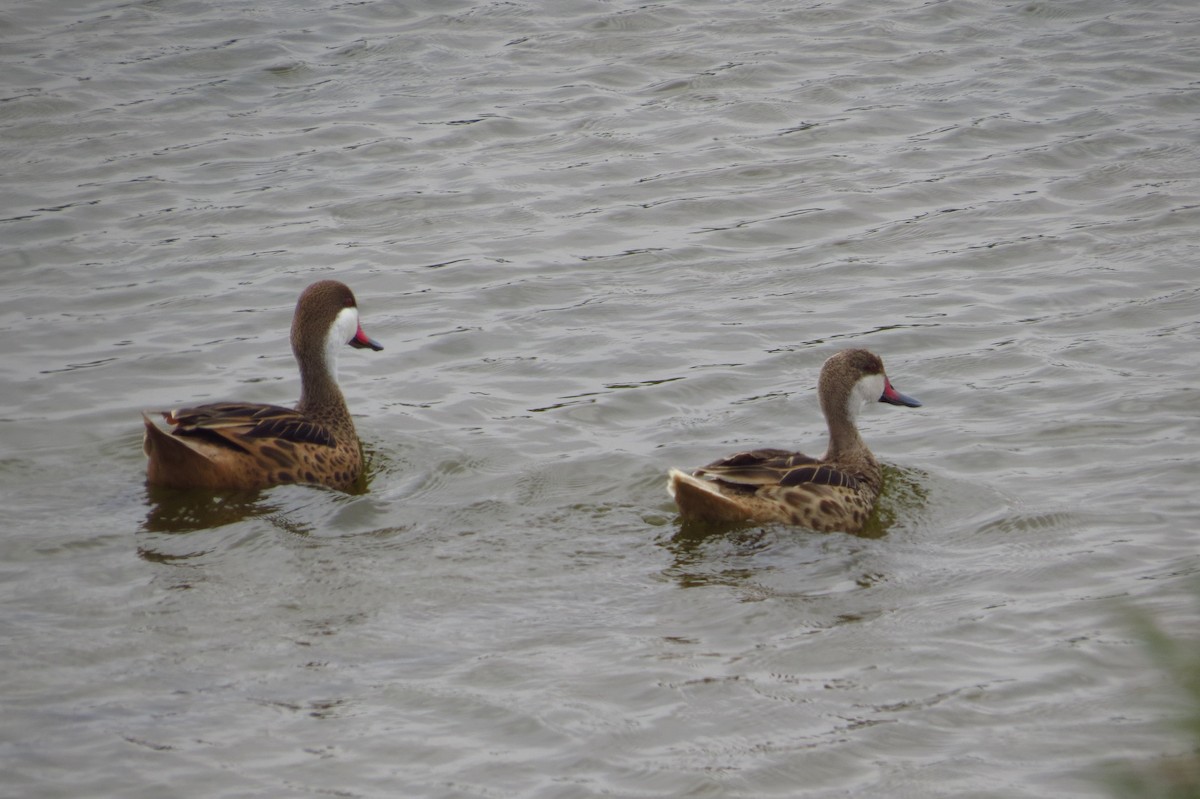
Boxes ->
[3,1,1200,796]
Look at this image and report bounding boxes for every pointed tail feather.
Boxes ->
[142,413,221,487]
[667,468,751,523]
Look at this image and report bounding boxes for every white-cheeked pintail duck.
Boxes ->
[668,348,921,532]
[142,280,383,491]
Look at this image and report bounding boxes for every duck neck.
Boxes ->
[821,386,870,464]
[824,413,867,462]
[295,347,349,420]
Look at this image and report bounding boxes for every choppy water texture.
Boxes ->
[3,0,1200,796]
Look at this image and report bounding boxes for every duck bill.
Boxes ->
[879,379,921,407]
[348,325,384,351]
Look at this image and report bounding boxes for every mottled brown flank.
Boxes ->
[673,462,881,533]
[259,446,290,467]
[670,468,878,533]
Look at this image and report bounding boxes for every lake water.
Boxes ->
[3,0,1200,796]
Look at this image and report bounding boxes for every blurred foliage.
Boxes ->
[1108,596,1200,798]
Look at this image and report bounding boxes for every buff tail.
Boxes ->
[142,413,220,487]
[667,468,752,523]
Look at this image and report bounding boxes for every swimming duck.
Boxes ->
[142,280,383,491]
[667,348,921,532]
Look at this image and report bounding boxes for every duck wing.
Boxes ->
[697,448,860,490]
[164,402,336,449]
[695,448,817,486]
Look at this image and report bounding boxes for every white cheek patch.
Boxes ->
[332,307,359,346]
[324,307,360,383]
[850,373,885,419]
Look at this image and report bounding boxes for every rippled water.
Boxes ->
[4,0,1200,796]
